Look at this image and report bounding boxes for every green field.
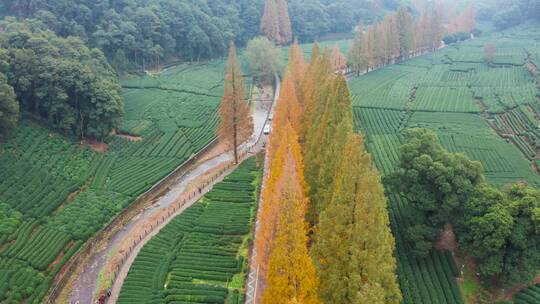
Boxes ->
[0,62,227,303]
[350,26,540,304]
[118,157,261,304]
[514,282,540,303]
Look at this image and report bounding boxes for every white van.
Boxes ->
[263,125,271,135]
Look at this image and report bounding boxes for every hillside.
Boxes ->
[1,0,540,304]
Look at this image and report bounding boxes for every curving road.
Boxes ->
[69,79,279,304]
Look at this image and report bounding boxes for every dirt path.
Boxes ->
[68,78,278,304]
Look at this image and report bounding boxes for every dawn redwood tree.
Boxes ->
[304,75,353,225]
[262,123,320,304]
[288,40,307,103]
[348,26,367,75]
[218,43,253,164]
[300,45,332,142]
[256,103,305,277]
[261,0,280,44]
[312,134,401,304]
[261,0,292,45]
[397,6,415,60]
[277,0,293,45]
[274,70,302,134]
[331,45,347,72]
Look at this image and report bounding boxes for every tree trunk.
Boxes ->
[79,110,85,140]
[233,127,238,164]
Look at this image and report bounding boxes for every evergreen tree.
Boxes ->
[0,73,18,140]
[218,43,253,164]
[386,128,484,256]
[312,134,402,304]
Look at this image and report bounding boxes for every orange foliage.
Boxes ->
[256,122,306,276]
[218,43,253,163]
[288,40,307,103]
[331,45,347,72]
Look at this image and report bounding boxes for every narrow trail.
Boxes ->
[69,78,280,304]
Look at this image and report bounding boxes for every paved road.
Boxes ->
[245,74,280,304]
[69,81,278,304]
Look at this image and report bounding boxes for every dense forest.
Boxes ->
[0,19,123,140]
[0,0,400,68]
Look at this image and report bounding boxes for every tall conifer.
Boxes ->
[262,124,320,304]
[261,0,280,43]
[218,43,253,164]
[277,0,293,44]
[312,134,402,304]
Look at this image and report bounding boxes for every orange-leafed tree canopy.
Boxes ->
[288,40,307,102]
[331,44,347,72]
[218,42,253,164]
[261,0,293,45]
[256,122,306,276]
[261,123,319,304]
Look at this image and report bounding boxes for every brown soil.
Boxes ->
[196,140,229,164]
[503,273,540,300]
[84,139,109,152]
[435,223,458,252]
[116,134,144,142]
[475,97,487,113]
[526,62,538,77]
[47,241,74,274]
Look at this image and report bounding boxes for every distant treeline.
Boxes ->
[0,0,401,69]
[476,0,540,29]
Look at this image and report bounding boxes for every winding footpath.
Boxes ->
[69,78,280,304]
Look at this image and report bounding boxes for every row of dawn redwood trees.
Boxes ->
[348,7,444,74]
[260,0,293,45]
[347,5,475,75]
[255,42,402,303]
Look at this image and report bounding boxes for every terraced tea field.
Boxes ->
[350,27,540,303]
[118,157,261,304]
[514,282,540,303]
[0,61,230,303]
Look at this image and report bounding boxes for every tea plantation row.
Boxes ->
[350,27,540,303]
[0,62,227,303]
[118,157,261,304]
